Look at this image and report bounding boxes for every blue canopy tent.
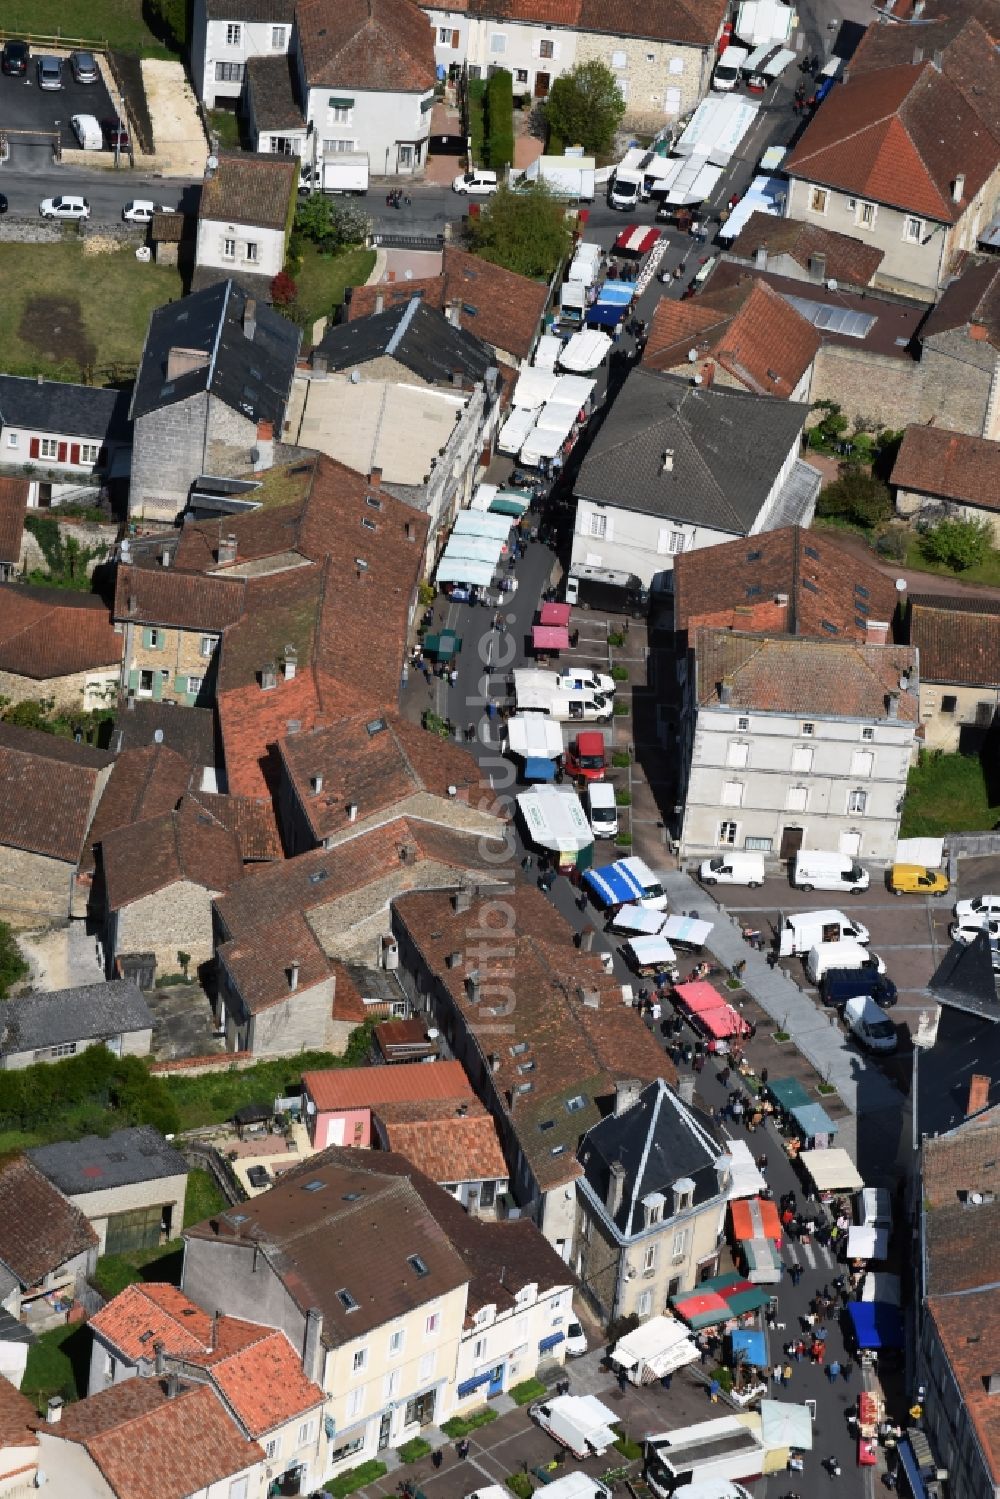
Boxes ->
[598,281,634,305]
[523,757,557,783]
[586,303,624,329]
[847,1301,904,1351]
[584,860,647,906]
[729,1329,767,1367]
[789,1101,839,1142]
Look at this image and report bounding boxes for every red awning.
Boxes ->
[675,980,721,1013]
[533,625,571,651]
[539,602,572,627]
[614,225,661,257]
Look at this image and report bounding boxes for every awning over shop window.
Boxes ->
[539,1331,565,1351]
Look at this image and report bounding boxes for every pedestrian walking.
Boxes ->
[783,1363,793,1387]
[842,1360,854,1383]
[789,1263,803,1287]
[823,1457,842,1479]
[760,1067,769,1086]
[432,1451,443,1470]
[456,1439,471,1461]
[827,1360,841,1383]
[709,1378,721,1403]
[772,1364,782,1386]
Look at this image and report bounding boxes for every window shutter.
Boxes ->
[127,670,140,692]
[141,627,153,650]
[152,673,163,702]
[173,675,187,695]
[29,438,39,458]
[452,28,460,46]
[57,442,68,462]
[70,443,80,465]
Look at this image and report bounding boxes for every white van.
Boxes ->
[512,668,612,723]
[806,940,886,985]
[699,852,765,888]
[713,44,750,90]
[793,850,870,893]
[586,782,619,839]
[844,995,898,1054]
[71,113,103,151]
[778,909,870,957]
[568,242,603,286]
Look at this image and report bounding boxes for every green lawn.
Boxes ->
[2,0,172,53]
[294,246,376,335]
[900,752,1000,837]
[0,243,184,384]
[901,534,1000,588]
[164,1050,343,1130]
[22,1324,92,1412]
[208,109,243,150]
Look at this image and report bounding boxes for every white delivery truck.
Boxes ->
[559,280,588,329]
[555,668,616,697]
[71,113,103,151]
[778,909,870,957]
[512,668,612,722]
[567,242,603,286]
[698,852,765,887]
[515,154,596,201]
[529,1395,619,1458]
[608,147,650,210]
[645,1417,765,1494]
[300,155,370,194]
[806,941,886,985]
[586,781,619,839]
[713,44,750,90]
[792,850,870,893]
[844,994,898,1054]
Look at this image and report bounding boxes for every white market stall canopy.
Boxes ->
[799,1148,864,1194]
[611,1316,699,1382]
[505,714,564,760]
[661,914,714,947]
[847,1225,890,1261]
[452,510,512,540]
[664,157,725,206]
[516,786,593,854]
[533,333,563,370]
[435,557,496,587]
[625,935,677,968]
[470,482,497,511]
[861,1272,901,1305]
[610,906,666,936]
[675,94,760,166]
[721,1139,767,1200]
[760,1400,813,1452]
[744,42,796,78]
[519,424,565,466]
[719,174,787,240]
[442,534,505,565]
[535,401,580,438]
[552,374,596,407]
[736,0,794,46]
[497,407,537,456]
[513,368,560,409]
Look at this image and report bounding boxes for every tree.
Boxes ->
[545,61,625,156]
[146,0,187,49]
[920,516,993,572]
[293,196,371,253]
[466,182,572,279]
[270,270,298,307]
[815,471,892,530]
[0,923,26,999]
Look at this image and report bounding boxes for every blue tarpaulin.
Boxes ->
[847,1301,904,1350]
[523,757,557,782]
[730,1329,767,1367]
[584,860,646,906]
[586,303,624,329]
[598,281,634,305]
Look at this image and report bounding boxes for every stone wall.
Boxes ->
[130,393,211,523]
[20,518,119,580]
[247,977,338,1057]
[808,345,923,431]
[0,665,119,715]
[918,332,999,439]
[0,847,73,925]
[573,35,713,131]
[122,621,218,708]
[114,880,219,971]
[896,488,1000,546]
[203,395,263,479]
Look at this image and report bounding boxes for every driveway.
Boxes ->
[0,57,115,159]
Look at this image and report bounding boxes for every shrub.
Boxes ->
[398,1438,432,1463]
[509,1377,547,1406]
[0,922,27,998]
[611,665,629,681]
[441,1407,499,1439]
[615,790,631,806]
[324,1461,388,1498]
[875,529,908,561]
[468,77,486,162]
[613,1435,643,1461]
[920,516,993,571]
[507,1476,534,1499]
[615,831,633,847]
[613,701,630,716]
[611,751,631,768]
[270,270,298,306]
[711,1365,734,1393]
[816,471,892,529]
[485,68,515,169]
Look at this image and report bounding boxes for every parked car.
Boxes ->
[36,56,63,90]
[453,169,498,195]
[39,195,91,220]
[69,50,99,84]
[565,1320,588,1357]
[1,40,29,76]
[122,200,173,223]
[102,120,131,152]
[888,863,949,897]
[71,114,103,151]
[950,917,1000,946]
[954,893,1000,923]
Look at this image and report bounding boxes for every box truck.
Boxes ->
[778,909,870,957]
[805,941,886,985]
[565,565,647,616]
[792,850,870,893]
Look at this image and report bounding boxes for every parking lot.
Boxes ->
[0,50,116,161]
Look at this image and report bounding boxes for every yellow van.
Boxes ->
[888,863,949,896]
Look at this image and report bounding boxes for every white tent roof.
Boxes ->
[552,374,597,406]
[505,714,564,760]
[442,534,505,565]
[516,786,593,853]
[760,1400,813,1452]
[610,907,666,936]
[799,1148,864,1193]
[666,158,725,205]
[625,936,677,967]
[519,424,566,465]
[535,400,580,437]
[611,1316,699,1376]
[559,331,611,372]
[718,174,787,239]
[847,1225,889,1261]
[533,333,564,370]
[720,1139,767,1201]
[497,407,537,455]
[513,368,560,409]
[452,510,512,539]
[861,1272,901,1305]
[435,557,496,587]
[470,482,497,511]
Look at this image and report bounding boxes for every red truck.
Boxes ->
[564,731,606,782]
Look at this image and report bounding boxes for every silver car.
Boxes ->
[36,55,62,90]
[70,50,98,84]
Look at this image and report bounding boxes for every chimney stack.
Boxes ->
[211,1311,221,1351]
[606,1160,627,1217]
[347,802,358,822]
[865,620,890,645]
[243,298,257,340]
[303,1308,324,1384]
[312,353,328,377]
[968,1073,991,1117]
[368,467,382,490]
[261,661,278,691]
[166,1372,180,1399]
[217,533,238,565]
[661,448,674,474]
[614,1079,642,1117]
[720,677,734,706]
[754,244,768,271]
[887,691,899,719]
[254,419,274,472]
[452,889,472,912]
[932,48,943,71]
[375,293,384,315]
[289,960,300,992]
[808,251,827,283]
[952,173,966,203]
[154,1340,166,1376]
[282,644,297,680]
[912,45,924,64]
[46,1397,64,1425]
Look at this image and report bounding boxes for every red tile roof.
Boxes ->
[464,0,727,45]
[191,791,283,861]
[90,1283,217,1362]
[82,745,193,877]
[891,424,1000,508]
[907,596,1000,686]
[784,61,1000,222]
[673,525,899,640]
[304,1058,473,1111]
[0,724,110,864]
[692,627,919,719]
[375,1099,508,1183]
[0,583,122,679]
[219,909,331,1015]
[643,280,820,397]
[0,479,27,568]
[297,0,435,91]
[0,1374,38,1451]
[114,564,247,634]
[850,17,1000,139]
[0,1156,97,1287]
[209,1330,324,1438]
[726,212,884,286]
[101,795,244,911]
[47,1381,264,1499]
[926,1291,1000,1485]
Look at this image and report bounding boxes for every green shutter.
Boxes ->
[152,672,163,702]
[330,96,354,108]
[127,669,140,692]
[173,675,187,695]
[141,627,153,650]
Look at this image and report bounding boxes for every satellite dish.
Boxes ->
[826,278,839,291]
[206,154,218,171]
[895,577,907,592]
[153,728,164,744]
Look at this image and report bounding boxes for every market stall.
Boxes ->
[523,757,557,783]
[551,374,596,409]
[497,407,537,456]
[622,934,678,974]
[856,1389,884,1467]
[674,980,751,1043]
[846,1225,889,1262]
[539,602,572,628]
[742,1239,782,1284]
[614,225,661,258]
[860,1272,901,1305]
[442,534,506,566]
[607,906,666,938]
[422,629,462,661]
[720,1140,767,1201]
[559,330,612,373]
[730,1329,767,1367]
[512,368,560,410]
[491,488,532,517]
[671,1272,769,1330]
[718,173,786,239]
[767,1077,812,1116]
[452,510,512,540]
[504,714,564,764]
[469,482,496,511]
[515,786,593,871]
[787,1101,839,1150]
[519,424,566,469]
[610,1316,699,1385]
[845,1302,904,1359]
[799,1148,864,1199]
[730,1197,782,1248]
[435,557,496,590]
[760,1400,813,1454]
[532,623,571,654]
[660,914,713,951]
[533,332,564,370]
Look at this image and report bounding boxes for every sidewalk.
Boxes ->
[657,869,903,1141]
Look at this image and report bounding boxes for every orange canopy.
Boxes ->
[730,1196,782,1244]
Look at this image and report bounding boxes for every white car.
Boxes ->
[950,917,1000,945]
[565,1319,588,1357]
[40,196,90,220]
[122,200,174,223]
[453,169,498,196]
[954,893,1000,923]
[555,669,616,698]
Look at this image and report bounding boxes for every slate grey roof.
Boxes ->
[130,279,301,428]
[110,699,218,767]
[575,369,809,533]
[28,1127,189,1197]
[929,933,1000,1022]
[0,376,129,443]
[916,1005,1000,1140]
[245,54,305,131]
[0,981,153,1058]
[577,1077,723,1238]
[206,0,294,17]
[315,298,497,388]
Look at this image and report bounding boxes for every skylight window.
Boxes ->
[303,1179,325,1192]
[566,1095,586,1113]
[337,1288,360,1312]
[407,1254,429,1277]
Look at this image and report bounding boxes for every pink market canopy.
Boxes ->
[671,1271,769,1328]
[533,625,571,651]
[539,602,571,627]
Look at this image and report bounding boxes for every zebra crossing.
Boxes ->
[786,1236,838,1272]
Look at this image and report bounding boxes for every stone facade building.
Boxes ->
[0,583,122,714]
[891,425,1000,542]
[114,564,247,708]
[905,595,1000,753]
